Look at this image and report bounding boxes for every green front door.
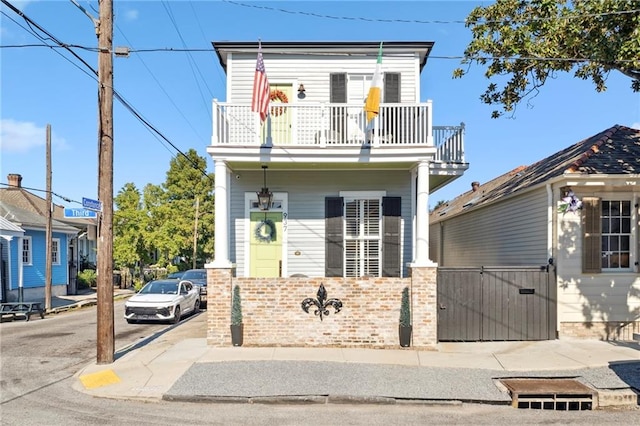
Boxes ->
[250,212,282,277]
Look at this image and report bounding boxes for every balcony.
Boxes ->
[212,101,465,163]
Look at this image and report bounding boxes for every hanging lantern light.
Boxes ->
[256,165,273,211]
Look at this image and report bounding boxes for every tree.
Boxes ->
[144,149,215,268]
[454,0,640,118]
[113,183,150,269]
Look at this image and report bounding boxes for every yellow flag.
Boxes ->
[364,42,383,122]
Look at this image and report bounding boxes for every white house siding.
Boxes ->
[556,189,640,339]
[433,188,549,267]
[229,169,413,277]
[226,53,419,104]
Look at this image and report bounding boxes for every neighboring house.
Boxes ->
[0,174,96,301]
[205,41,467,348]
[430,125,640,340]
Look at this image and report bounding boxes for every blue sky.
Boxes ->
[2,0,639,210]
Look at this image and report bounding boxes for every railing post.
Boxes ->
[319,103,328,147]
[211,99,219,145]
[426,100,434,146]
[371,114,380,147]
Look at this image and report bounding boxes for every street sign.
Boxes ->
[64,208,97,219]
[82,197,102,212]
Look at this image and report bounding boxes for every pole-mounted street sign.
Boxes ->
[82,197,102,212]
[64,208,97,219]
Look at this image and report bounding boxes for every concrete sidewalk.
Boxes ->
[71,308,640,408]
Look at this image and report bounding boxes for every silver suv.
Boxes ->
[180,269,207,307]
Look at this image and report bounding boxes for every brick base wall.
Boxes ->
[206,266,438,348]
[560,321,640,340]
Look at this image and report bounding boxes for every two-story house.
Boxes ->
[204,41,467,348]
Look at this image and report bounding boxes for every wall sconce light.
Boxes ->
[256,165,273,211]
[297,83,306,99]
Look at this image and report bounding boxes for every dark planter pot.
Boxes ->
[230,324,243,347]
[399,325,412,347]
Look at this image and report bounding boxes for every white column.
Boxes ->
[207,159,232,268]
[17,236,24,301]
[412,160,436,267]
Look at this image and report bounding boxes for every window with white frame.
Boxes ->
[52,238,60,265]
[601,200,631,269]
[22,237,32,265]
[583,198,633,272]
[344,197,381,277]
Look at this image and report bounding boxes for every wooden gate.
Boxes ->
[437,266,557,341]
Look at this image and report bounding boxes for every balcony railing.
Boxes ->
[212,101,465,163]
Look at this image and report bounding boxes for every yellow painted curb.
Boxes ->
[79,369,121,389]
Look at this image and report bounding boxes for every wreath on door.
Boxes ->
[254,219,276,243]
[269,89,289,117]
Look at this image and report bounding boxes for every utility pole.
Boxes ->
[96,0,114,364]
[45,124,52,312]
[193,197,199,269]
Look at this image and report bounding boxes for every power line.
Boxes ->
[0,182,78,204]
[112,13,208,146]
[161,0,212,123]
[221,0,640,25]
[4,41,637,65]
[1,0,213,184]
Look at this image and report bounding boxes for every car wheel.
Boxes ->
[194,299,200,313]
[126,319,136,324]
[172,306,181,324]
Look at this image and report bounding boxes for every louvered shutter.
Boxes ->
[382,196,401,277]
[383,73,400,103]
[330,74,347,138]
[325,197,344,277]
[582,197,601,273]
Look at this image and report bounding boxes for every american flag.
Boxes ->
[251,43,270,122]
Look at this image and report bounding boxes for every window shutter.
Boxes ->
[382,196,401,277]
[329,73,347,137]
[384,73,400,103]
[330,73,346,103]
[582,197,601,273]
[325,197,344,277]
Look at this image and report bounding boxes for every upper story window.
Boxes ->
[583,198,633,272]
[22,237,32,265]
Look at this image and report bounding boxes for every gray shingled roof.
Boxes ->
[0,201,80,233]
[431,124,640,222]
[0,216,25,234]
[0,183,93,229]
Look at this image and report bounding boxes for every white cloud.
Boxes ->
[0,119,68,153]
[630,122,640,130]
[124,9,139,21]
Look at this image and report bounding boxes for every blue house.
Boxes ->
[0,174,82,302]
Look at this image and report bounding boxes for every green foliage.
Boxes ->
[454,0,640,118]
[133,279,145,292]
[400,286,411,327]
[77,269,97,288]
[113,183,150,269]
[231,285,243,325]
[112,149,215,270]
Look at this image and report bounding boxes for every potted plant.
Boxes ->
[399,286,412,347]
[230,285,243,346]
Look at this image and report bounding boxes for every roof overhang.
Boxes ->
[212,41,435,73]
